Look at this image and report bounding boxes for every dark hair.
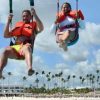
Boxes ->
[61,2,72,11]
[22,10,31,16]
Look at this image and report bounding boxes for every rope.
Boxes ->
[9,0,13,14]
[74,0,79,39]
[75,0,79,30]
[9,0,14,46]
[68,0,79,46]
[57,0,59,14]
[29,0,35,53]
[29,0,34,7]
[55,0,60,34]
[76,0,78,14]
[9,0,13,26]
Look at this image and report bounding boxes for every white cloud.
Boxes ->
[75,61,93,75]
[55,63,68,70]
[0,0,100,87]
[80,22,100,46]
[95,49,100,66]
[0,0,56,25]
[59,47,89,62]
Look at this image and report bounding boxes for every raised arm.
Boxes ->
[4,14,13,38]
[31,8,44,33]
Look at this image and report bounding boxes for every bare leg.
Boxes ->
[58,31,70,41]
[57,31,70,51]
[0,47,18,78]
[21,45,35,76]
[0,51,8,78]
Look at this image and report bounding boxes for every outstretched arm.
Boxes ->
[31,8,44,33]
[4,14,13,38]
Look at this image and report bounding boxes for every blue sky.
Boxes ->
[0,0,100,88]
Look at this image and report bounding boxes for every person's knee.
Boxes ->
[23,45,32,55]
[3,47,13,56]
[25,45,32,51]
[62,32,70,41]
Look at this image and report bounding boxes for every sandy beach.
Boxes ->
[0,97,100,100]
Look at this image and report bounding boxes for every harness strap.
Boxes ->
[9,0,14,46]
[59,23,76,31]
[29,0,35,53]
[9,0,13,14]
[67,0,79,46]
[29,0,34,6]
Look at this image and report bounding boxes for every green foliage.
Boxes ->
[74,88,92,93]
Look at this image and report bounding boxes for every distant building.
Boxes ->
[0,85,24,96]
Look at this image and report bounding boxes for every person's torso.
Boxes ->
[11,21,36,37]
[59,16,75,27]
[15,35,32,45]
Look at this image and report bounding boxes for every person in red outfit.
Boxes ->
[0,8,44,78]
[55,2,84,51]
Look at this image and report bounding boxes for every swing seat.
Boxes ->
[67,33,79,46]
[67,24,79,46]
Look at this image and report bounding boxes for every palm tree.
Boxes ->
[58,71,63,88]
[35,78,39,88]
[96,70,99,75]
[79,76,83,87]
[86,74,89,87]
[35,72,39,79]
[91,75,95,89]
[23,76,27,91]
[23,76,27,82]
[96,70,100,89]
[72,75,76,89]
[42,71,45,75]
[2,76,5,94]
[41,71,45,87]
[48,72,51,75]
[89,74,93,89]
[46,74,49,77]
[67,75,70,88]
[97,76,100,89]
[35,72,39,76]
[8,72,12,83]
[8,72,12,94]
[46,73,51,89]
[47,77,51,89]
[55,73,59,84]
[34,72,39,87]
[48,72,51,84]
[82,78,85,85]
[61,77,66,88]
[51,74,55,88]
[54,82,58,88]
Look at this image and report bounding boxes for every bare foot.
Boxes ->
[59,41,68,51]
[62,43,68,51]
[28,69,35,76]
